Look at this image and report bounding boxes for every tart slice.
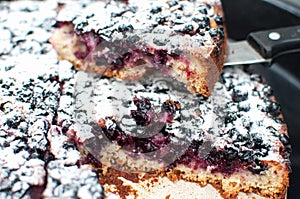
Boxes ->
[50,0,226,97]
[71,67,291,199]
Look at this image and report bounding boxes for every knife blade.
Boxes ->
[224,25,300,66]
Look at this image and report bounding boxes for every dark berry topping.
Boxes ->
[117,24,134,32]
[279,134,292,165]
[112,58,124,69]
[156,15,167,25]
[161,100,180,123]
[266,102,281,117]
[227,128,240,138]
[238,150,254,161]
[279,134,292,153]
[184,24,194,32]
[155,16,167,25]
[150,6,162,14]
[214,14,223,25]
[52,21,72,28]
[178,24,194,35]
[175,12,182,19]
[192,17,201,23]
[232,89,248,102]
[98,118,171,154]
[197,16,210,30]
[238,103,251,112]
[250,74,262,82]
[153,49,168,64]
[111,9,129,18]
[225,112,238,124]
[178,4,184,11]
[262,85,273,97]
[209,28,224,41]
[168,0,178,7]
[82,153,102,168]
[204,147,240,174]
[213,129,270,174]
[198,4,208,14]
[76,21,89,31]
[248,160,268,174]
[209,28,218,37]
[130,96,152,126]
[153,37,168,46]
[86,13,95,19]
[100,29,114,38]
[133,96,151,111]
[6,115,23,129]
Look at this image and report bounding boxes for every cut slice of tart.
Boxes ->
[71,67,291,199]
[50,0,227,97]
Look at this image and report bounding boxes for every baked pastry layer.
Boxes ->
[50,0,227,97]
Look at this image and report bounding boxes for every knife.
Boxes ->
[224,25,300,66]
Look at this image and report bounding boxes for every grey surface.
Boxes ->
[263,0,300,17]
[281,0,300,9]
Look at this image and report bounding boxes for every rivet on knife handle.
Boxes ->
[247,25,300,59]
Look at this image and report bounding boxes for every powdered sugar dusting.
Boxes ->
[0,0,290,198]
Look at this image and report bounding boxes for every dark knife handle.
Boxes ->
[247,25,300,59]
